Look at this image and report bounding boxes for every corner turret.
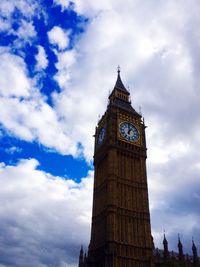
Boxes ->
[192,239,198,265]
[163,233,169,260]
[79,246,84,267]
[178,235,184,261]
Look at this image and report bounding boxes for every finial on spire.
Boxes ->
[117,65,120,74]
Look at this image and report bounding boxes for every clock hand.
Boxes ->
[128,125,131,134]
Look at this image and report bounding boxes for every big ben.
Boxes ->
[80,69,153,267]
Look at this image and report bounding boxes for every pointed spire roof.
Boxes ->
[178,234,182,247]
[163,233,168,244]
[192,238,197,251]
[79,245,84,264]
[80,245,83,255]
[163,231,169,259]
[114,66,129,94]
[108,68,141,117]
[178,234,184,261]
[192,238,198,262]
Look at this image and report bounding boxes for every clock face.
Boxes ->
[119,122,139,142]
[97,127,106,145]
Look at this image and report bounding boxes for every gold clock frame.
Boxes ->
[117,114,142,146]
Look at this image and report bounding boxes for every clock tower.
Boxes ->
[83,69,153,267]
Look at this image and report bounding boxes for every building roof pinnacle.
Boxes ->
[163,233,168,244]
[114,66,129,94]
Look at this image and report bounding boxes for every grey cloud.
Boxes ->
[0,159,93,267]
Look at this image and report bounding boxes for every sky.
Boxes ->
[0,0,200,266]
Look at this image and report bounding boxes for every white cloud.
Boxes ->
[0,158,93,267]
[0,95,79,155]
[48,26,70,50]
[52,0,200,251]
[54,0,111,15]
[0,51,78,156]
[15,20,36,41]
[54,50,76,87]
[0,0,37,18]
[0,18,10,32]
[35,45,48,70]
[0,51,32,97]
[0,0,38,36]
[149,149,200,251]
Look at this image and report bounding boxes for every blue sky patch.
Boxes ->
[0,133,90,181]
[0,1,90,181]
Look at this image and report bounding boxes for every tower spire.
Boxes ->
[178,234,184,261]
[192,238,198,265]
[163,231,169,260]
[114,66,129,93]
[117,65,120,74]
[79,246,84,267]
[108,68,141,116]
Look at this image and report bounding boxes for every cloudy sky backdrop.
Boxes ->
[0,0,200,266]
